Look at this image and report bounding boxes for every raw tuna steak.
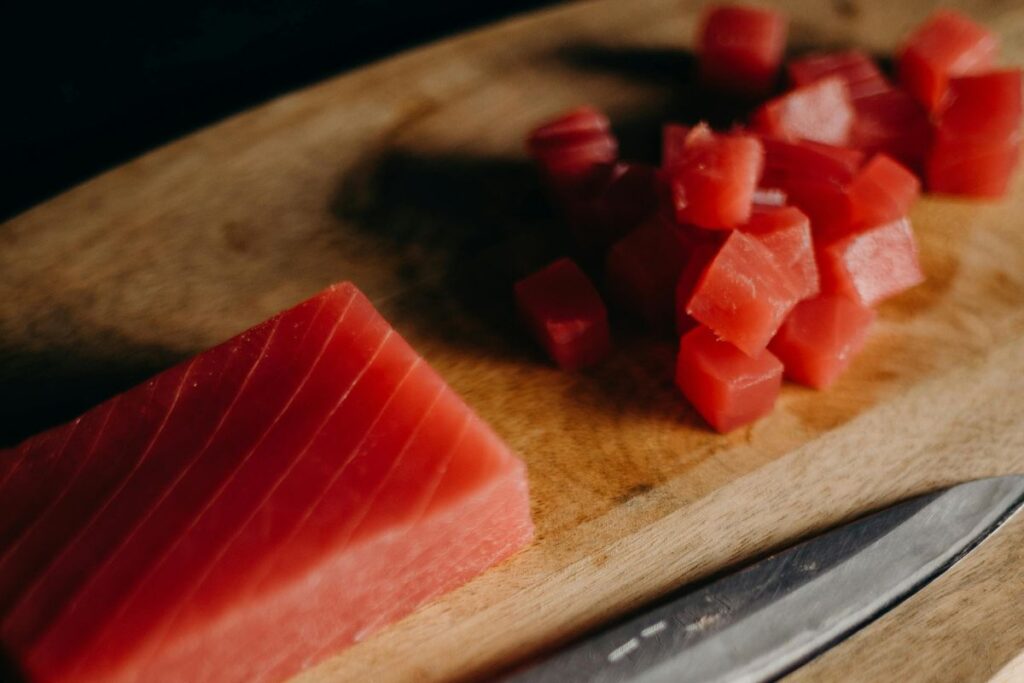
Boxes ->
[0,282,533,683]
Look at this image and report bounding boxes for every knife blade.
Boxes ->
[504,475,1024,683]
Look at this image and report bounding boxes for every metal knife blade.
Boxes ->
[504,475,1024,683]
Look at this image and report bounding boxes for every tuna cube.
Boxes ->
[698,5,788,96]
[515,257,611,370]
[844,154,921,231]
[686,230,802,356]
[817,217,925,306]
[740,205,819,300]
[676,325,783,433]
[769,294,876,389]
[752,77,855,146]
[607,218,687,332]
[664,125,765,229]
[899,9,998,112]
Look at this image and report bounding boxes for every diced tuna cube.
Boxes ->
[664,125,764,229]
[741,205,819,300]
[932,70,1023,145]
[844,154,921,230]
[788,50,890,99]
[698,5,788,96]
[526,106,618,195]
[676,325,783,433]
[818,217,925,306]
[776,48,932,171]
[769,294,876,389]
[515,258,611,371]
[753,77,855,146]
[927,137,1022,199]
[686,230,802,356]
[758,135,865,234]
[760,136,865,185]
[563,162,661,248]
[607,218,687,332]
[849,87,931,173]
[674,237,726,335]
[899,9,998,112]
[662,123,692,168]
[926,70,1023,197]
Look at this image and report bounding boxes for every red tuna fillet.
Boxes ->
[0,282,533,683]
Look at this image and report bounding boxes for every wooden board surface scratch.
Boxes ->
[2,0,1023,680]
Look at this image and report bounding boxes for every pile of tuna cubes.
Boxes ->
[515,6,1021,433]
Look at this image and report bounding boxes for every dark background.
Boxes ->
[1,0,555,221]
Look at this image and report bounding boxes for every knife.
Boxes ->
[505,475,1024,682]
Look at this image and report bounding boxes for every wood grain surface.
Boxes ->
[2,0,1023,681]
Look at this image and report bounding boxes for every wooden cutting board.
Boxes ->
[2,0,1023,680]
